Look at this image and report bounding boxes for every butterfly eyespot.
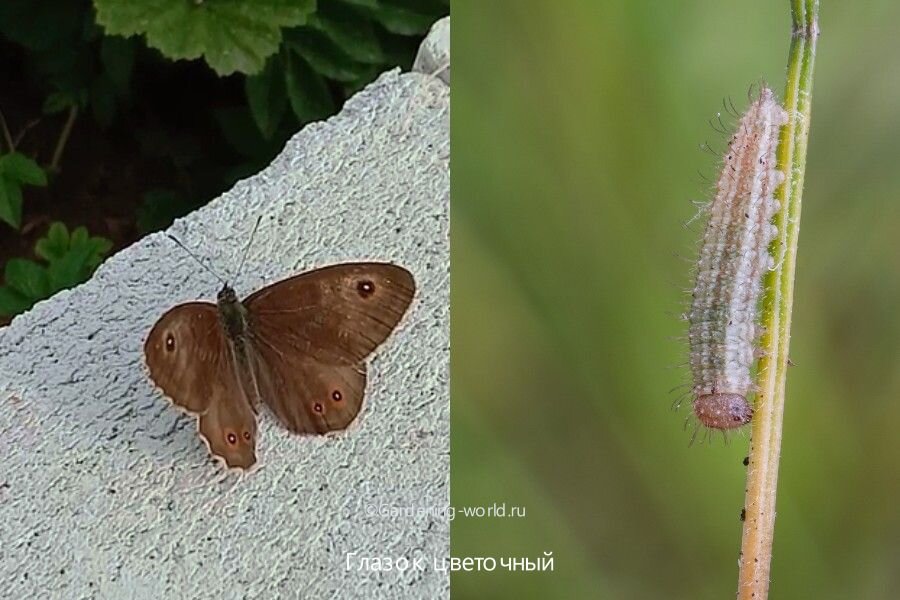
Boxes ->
[165,334,175,352]
[226,432,238,445]
[313,402,324,413]
[242,431,251,441]
[331,390,342,402]
[356,280,375,298]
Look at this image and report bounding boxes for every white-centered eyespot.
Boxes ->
[687,86,788,431]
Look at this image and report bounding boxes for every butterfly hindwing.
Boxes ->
[249,346,368,434]
[197,375,258,470]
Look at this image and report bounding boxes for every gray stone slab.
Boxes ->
[414,17,450,84]
[0,67,449,599]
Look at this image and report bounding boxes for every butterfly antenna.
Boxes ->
[234,215,263,282]
[166,234,227,285]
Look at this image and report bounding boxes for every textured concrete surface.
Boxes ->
[413,17,450,84]
[0,64,449,599]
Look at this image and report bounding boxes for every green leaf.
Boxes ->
[309,2,384,64]
[0,153,48,187]
[0,178,23,229]
[285,53,335,123]
[47,244,93,292]
[214,107,282,159]
[89,236,114,261]
[5,258,50,300]
[94,0,315,75]
[358,0,443,35]
[0,285,34,317]
[0,222,112,317]
[70,226,89,247]
[35,222,70,262]
[43,90,87,114]
[245,54,288,139]
[336,0,379,9]
[284,28,371,82]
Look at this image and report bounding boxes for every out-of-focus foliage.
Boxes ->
[453,2,900,599]
[94,0,315,76]
[0,0,446,320]
[0,222,111,316]
[0,152,47,229]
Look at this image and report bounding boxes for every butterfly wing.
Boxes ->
[249,349,368,434]
[144,303,222,415]
[144,302,258,469]
[244,263,414,434]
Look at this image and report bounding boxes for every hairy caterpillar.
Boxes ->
[688,86,788,430]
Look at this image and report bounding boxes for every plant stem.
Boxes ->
[737,2,818,599]
[49,106,78,173]
[0,109,14,152]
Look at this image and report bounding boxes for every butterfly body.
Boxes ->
[216,285,249,343]
[144,263,415,471]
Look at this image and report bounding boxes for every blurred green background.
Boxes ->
[452,1,899,598]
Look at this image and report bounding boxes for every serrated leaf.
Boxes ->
[35,222,71,262]
[5,258,49,300]
[100,35,135,94]
[284,28,370,82]
[0,285,34,316]
[0,178,23,229]
[47,245,93,292]
[94,0,315,75]
[285,53,335,123]
[0,153,48,187]
[310,2,384,64]
[245,54,288,139]
[359,0,442,35]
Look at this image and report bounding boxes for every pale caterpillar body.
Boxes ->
[688,87,788,430]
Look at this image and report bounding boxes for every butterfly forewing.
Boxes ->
[144,302,259,469]
[144,303,224,414]
[245,263,415,366]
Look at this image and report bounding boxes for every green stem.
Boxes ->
[0,109,14,152]
[737,2,818,599]
[49,106,78,173]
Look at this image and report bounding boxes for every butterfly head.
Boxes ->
[217,284,239,307]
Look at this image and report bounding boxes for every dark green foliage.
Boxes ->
[136,189,201,234]
[0,222,112,316]
[0,0,444,319]
[0,152,48,229]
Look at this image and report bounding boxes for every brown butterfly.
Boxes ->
[144,262,415,471]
